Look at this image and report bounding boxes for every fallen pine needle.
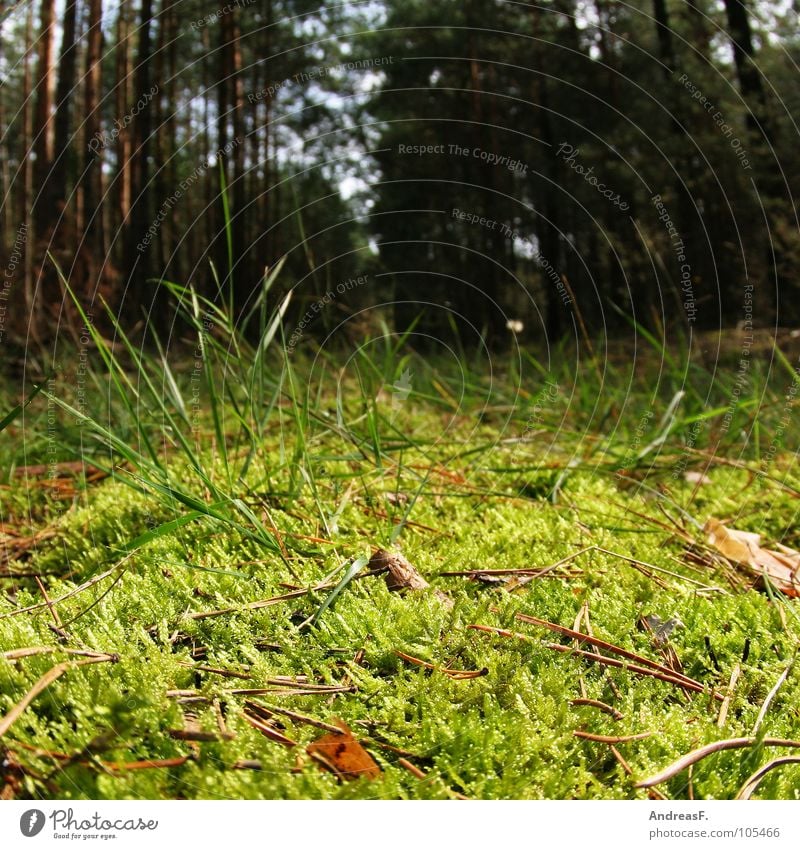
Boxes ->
[637,737,800,787]
[516,613,703,689]
[609,744,632,775]
[570,698,624,721]
[0,654,118,739]
[394,650,488,679]
[735,756,800,800]
[243,712,297,747]
[752,660,794,736]
[468,624,722,700]
[188,582,336,620]
[101,756,190,772]
[2,647,114,662]
[397,757,427,779]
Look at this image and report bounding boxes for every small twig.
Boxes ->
[468,624,722,700]
[752,660,794,736]
[0,556,131,621]
[735,756,800,800]
[2,647,112,662]
[515,614,706,690]
[167,728,233,742]
[570,698,624,721]
[243,701,340,734]
[398,757,427,779]
[0,654,118,738]
[35,576,63,630]
[176,661,252,680]
[226,684,356,696]
[242,712,297,747]
[637,737,800,788]
[609,744,632,775]
[394,650,488,679]
[187,581,339,620]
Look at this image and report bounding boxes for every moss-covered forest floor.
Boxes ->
[1,342,799,800]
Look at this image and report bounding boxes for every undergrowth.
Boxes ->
[1,280,799,800]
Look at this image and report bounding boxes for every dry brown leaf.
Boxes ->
[369,548,454,608]
[704,518,800,598]
[306,721,381,781]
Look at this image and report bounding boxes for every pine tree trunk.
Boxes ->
[84,0,105,281]
[32,0,55,238]
[51,0,79,215]
[115,4,132,247]
[126,0,154,306]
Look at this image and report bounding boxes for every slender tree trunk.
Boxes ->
[164,0,179,281]
[723,0,771,140]
[84,0,105,281]
[23,2,36,337]
[723,0,779,321]
[229,7,246,305]
[153,0,168,277]
[216,13,231,290]
[51,0,79,215]
[258,0,274,262]
[653,0,676,73]
[593,0,619,108]
[531,4,565,339]
[685,0,711,55]
[126,0,154,306]
[0,68,9,251]
[32,0,55,238]
[202,26,215,264]
[115,4,132,247]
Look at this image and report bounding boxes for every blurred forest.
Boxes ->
[0,0,798,349]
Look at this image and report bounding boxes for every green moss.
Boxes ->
[1,368,799,800]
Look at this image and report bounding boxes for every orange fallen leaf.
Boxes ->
[704,519,800,598]
[306,720,381,781]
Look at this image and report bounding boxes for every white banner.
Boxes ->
[0,800,798,849]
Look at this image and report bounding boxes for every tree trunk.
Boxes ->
[83,0,105,281]
[126,0,155,306]
[229,6,246,305]
[530,4,565,339]
[32,0,55,237]
[216,13,233,292]
[23,2,36,337]
[723,0,779,321]
[115,3,132,246]
[723,0,771,140]
[51,0,79,216]
[652,0,676,73]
